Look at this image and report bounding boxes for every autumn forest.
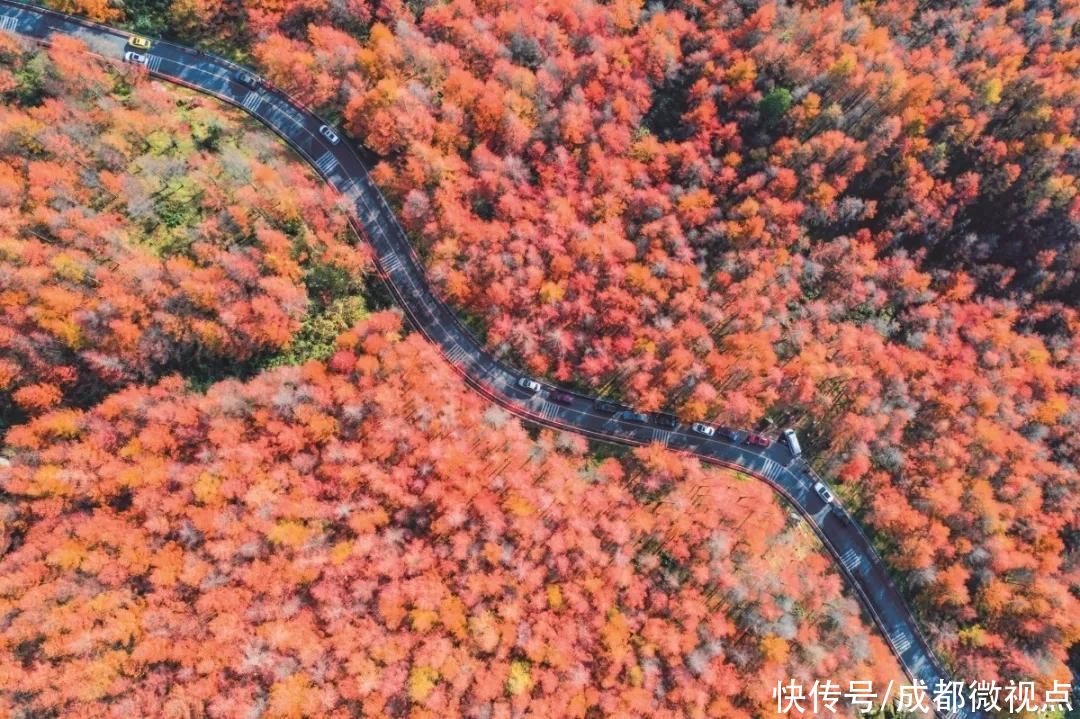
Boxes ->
[0,0,1077,717]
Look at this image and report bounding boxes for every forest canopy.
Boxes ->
[123,0,1080,688]
[0,313,900,718]
[7,0,1080,710]
[0,34,367,431]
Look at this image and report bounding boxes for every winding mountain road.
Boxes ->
[0,2,977,716]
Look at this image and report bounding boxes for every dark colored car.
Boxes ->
[616,410,650,424]
[234,69,263,88]
[718,427,742,442]
[549,389,575,404]
[745,432,771,448]
[652,412,678,429]
[594,399,626,414]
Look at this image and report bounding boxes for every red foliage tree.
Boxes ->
[0,313,899,718]
[0,38,368,428]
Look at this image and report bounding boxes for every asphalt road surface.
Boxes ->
[0,2,979,716]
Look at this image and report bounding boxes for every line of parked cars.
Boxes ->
[514,375,813,455]
[122,39,345,149]
[523,371,839,511]
[124,35,150,65]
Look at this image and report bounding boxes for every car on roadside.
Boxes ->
[124,51,148,65]
[652,412,678,429]
[745,432,771,448]
[691,422,716,437]
[616,410,650,424]
[717,427,742,442]
[814,481,837,505]
[782,428,803,457]
[319,124,341,145]
[517,377,542,394]
[594,399,626,414]
[128,36,152,50]
[549,389,575,404]
[234,69,264,89]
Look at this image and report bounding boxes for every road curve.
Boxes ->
[0,2,977,716]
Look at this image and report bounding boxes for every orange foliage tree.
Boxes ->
[0,313,899,718]
[0,36,367,430]
[221,0,1079,686]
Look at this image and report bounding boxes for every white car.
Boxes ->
[318,124,340,145]
[124,51,148,65]
[782,428,803,457]
[517,377,541,394]
[691,422,716,437]
[814,481,836,505]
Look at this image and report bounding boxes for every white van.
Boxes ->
[782,428,802,457]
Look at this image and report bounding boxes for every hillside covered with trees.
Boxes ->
[0,312,900,717]
[4,0,1079,711]
[65,0,1080,691]
[0,33,367,431]
[0,29,905,718]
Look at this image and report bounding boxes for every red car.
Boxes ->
[549,389,575,404]
[745,432,771,448]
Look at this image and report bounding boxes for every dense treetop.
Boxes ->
[0,313,900,718]
[126,0,1079,688]
[0,35,367,431]
[15,0,1080,703]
